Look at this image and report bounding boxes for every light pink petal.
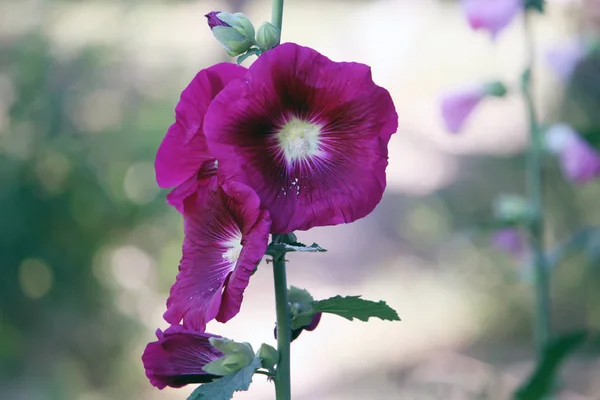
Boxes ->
[440,85,485,133]
[461,0,522,39]
[545,40,586,81]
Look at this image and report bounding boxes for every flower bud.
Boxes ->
[205,11,256,57]
[256,21,280,50]
[257,343,279,370]
[493,194,534,225]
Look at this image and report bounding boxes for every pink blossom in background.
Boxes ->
[461,0,522,39]
[440,85,487,133]
[545,40,587,81]
[203,43,398,233]
[546,124,600,184]
[142,325,224,389]
[492,228,528,259]
[163,178,271,331]
[154,63,247,212]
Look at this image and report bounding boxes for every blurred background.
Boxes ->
[1,0,600,399]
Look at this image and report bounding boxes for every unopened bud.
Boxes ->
[205,11,255,57]
[256,21,280,50]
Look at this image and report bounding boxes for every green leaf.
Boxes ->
[188,357,261,400]
[312,295,400,322]
[514,331,588,400]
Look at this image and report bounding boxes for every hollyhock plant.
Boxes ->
[142,325,224,389]
[203,42,398,234]
[461,0,522,39]
[163,178,271,331]
[545,124,600,184]
[440,81,507,133]
[154,63,247,212]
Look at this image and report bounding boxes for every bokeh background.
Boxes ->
[2,0,600,399]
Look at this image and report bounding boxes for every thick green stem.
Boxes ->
[271,0,284,32]
[273,253,291,400]
[522,11,551,360]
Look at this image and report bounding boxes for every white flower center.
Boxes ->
[222,237,243,264]
[276,117,321,162]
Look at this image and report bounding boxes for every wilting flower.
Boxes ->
[203,43,398,233]
[142,325,224,389]
[205,11,256,57]
[545,124,600,184]
[545,40,587,81]
[163,178,271,331]
[492,228,528,259]
[154,63,247,212]
[461,0,522,39]
[275,312,322,342]
[440,81,507,133]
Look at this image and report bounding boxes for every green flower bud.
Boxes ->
[482,81,508,98]
[203,338,256,376]
[205,11,256,57]
[493,194,534,225]
[257,343,279,370]
[256,21,280,50]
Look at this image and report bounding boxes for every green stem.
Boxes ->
[271,0,284,32]
[522,10,551,360]
[273,252,291,400]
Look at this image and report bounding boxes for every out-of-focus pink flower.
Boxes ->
[203,43,398,233]
[142,325,224,389]
[461,0,522,39]
[163,178,271,331]
[492,228,528,259]
[546,124,600,184]
[545,40,587,81]
[440,82,507,133]
[154,63,247,213]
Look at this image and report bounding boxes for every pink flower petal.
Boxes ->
[561,136,600,184]
[545,40,586,81]
[203,43,398,233]
[461,0,522,39]
[163,178,271,331]
[440,85,485,133]
[155,63,246,189]
[142,325,223,389]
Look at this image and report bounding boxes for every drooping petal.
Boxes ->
[440,85,486,133]
[163,178,271,331]
[461,0,522,39]
[142,325,224,389]
[546,124,600,184]
[155,63,246,189]
[203,42,398,233]
[545,40,586,81]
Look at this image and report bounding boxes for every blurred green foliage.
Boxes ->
[0,31,181,398]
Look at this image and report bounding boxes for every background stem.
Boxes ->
[273,253,291,400]
[523,10,551,361]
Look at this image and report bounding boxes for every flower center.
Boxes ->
[222,237,243,264]
[276,117,321,162]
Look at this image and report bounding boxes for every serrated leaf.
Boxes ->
[188,357,261,400]
[514,331,588,400]
[312,295,400,322]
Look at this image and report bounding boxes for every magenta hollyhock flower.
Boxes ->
[163,178,271,331]
[142,325,224,389]
[461,0,522,39]
[154,63,247,212]
[545,40,586,81]
[203,43,398,233]
[492,228,527,259]
[546,124,600,184]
